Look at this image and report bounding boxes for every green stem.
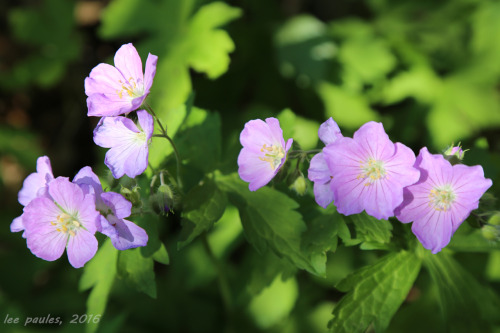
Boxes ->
[201,233,233,318]
[145,103,183,190]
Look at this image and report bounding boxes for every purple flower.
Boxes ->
[93,110,154,179]
[73,167,148,250]
[85,43,158,117]
[395,147,492,253]
[11,156,54,235]
[323,121,420,220]
[308,118,343,208]
[22,177,99,268]
[238,117,293,191]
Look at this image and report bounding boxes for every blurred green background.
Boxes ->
[1,0,500,332]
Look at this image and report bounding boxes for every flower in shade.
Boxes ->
[22,177,99,268]
[85,43,158,117]
[323,121,420,220]
[308,118,343,208]
[93,110,154,179]
[73,167,148,250]
[11,156,54,236]
[238,117,293,191]
[395,147,492,253]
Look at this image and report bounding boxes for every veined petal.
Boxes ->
[411,209,453,254]
[101,192,132,219]
[73,166,104,208]
[308,153,331,184]
[47,178,84,216]
[136,110,154,139]
[18,156,54,206]
[11,215,24,233]
[66,229,98,268]
[86,93,135,117]
[313,182,334,209]
[318,118,342,145]
[114,43,144,86]
[85,63,124,95]
[94,116,140,148]
[353,121,395,160]
[238,148,276,191]
[144,53,158,94]
[108,217,148,250]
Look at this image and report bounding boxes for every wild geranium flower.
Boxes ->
[73,167,148,250]
[85,43,158,117]
[11,156,54,236]
[395,147,492,253]
[323,121,420,220]
[238,117,293,191]
[308,118,343,208]
[22,177,99,268]
[93,110,154,179]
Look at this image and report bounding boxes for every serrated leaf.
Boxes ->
[344,212,392,248]
[216,172,322,276]
[317,82,379,129]
[117,248,156,298]
[79,240,118,333]
[178,179,228,249]
[329,250,422,333]
[424,252,500,331]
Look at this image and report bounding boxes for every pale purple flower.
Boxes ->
[11,156,54,235]
[93,110,154,179]
[73,167,148,250]
[85,43,158,117]
[308,118,343,208]
[395,147,492,253]
[22,177,99,268]
[323,121,420,220]
[238,117,293,191]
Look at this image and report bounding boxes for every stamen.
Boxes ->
[429,185,455,211]
[358,157,387,185]
[259,143,285,170]
[52,213,82,237]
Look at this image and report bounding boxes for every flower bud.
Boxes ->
[152,184,175,215]
[481,225,500,241]
[288,172,307,196]
[443,144,465,164]
[120,185,142,208]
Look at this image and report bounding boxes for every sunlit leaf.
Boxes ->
[329,250,421,333]
[117,248,156,298]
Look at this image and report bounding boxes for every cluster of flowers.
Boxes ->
[238,117,492,254]
[86,43,157,179]
[11,43,157,267]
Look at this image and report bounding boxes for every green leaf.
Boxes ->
[448,225,500,252]
[424,252,500,331]
[277,109,320,150]
[152,243,170,265]
[117,248,156,298]
[216,172,322,276]
[329,250,422,333]
[274,15,336,85]
[173,107,222,174]
[248,275,299,329]
[301,211,346,277]
[344,212,392,249]
[79,240,118,333]
[317,82,379,129]
[178,178,228,249]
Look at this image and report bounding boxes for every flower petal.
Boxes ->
[113,43,144,86]
[107,217,148,250]
[313,182,334,209]
[144,53,158,94]
[66,229,98,268]
[18,156,54,206]
[318,118,342,145]
[101,192,132,219]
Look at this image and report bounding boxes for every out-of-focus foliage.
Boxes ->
[2,0,500,333]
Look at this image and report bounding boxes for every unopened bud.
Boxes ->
[289,172,307,196]
[443,144,466,164]
[481,225,500,241]
[120,185,142,208]
[153,184,175,215]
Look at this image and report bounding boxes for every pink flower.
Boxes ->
[22,177,99,268]
[395,147,492,253]
[308,118,343,208]
[323,121,420,220]
[11,156,54,236]
[93,110,154,179]
[85,43,158,117]
[238,117,293,191]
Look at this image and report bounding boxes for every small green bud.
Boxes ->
[488,212,500,226]
[481,225,499,241]
[443,144,466,165]
[120,185,142,207]
[153,184,175,215]
[289,172,307,196]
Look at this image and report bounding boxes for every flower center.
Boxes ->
[116,77,143,99]
[259,143,285,170]
[429,185,455,211]
[358,158,386,185]
[51,213,81,237]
